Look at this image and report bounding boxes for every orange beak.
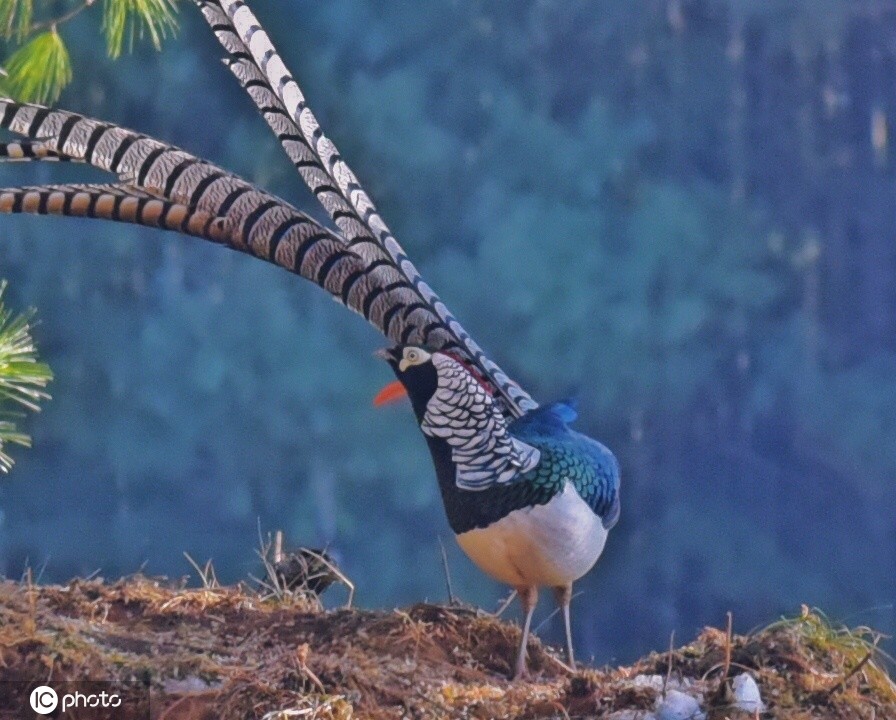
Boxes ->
[373,380,408,407]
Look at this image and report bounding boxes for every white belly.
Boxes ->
[455,481,608,588]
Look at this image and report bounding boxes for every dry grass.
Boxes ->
[0,578,893,719]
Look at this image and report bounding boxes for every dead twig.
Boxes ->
[23,566,37,637]
[438,536,456,605]
[662,630,675,698]
[494,590,517,617]
[304,548,355,609]
[534,591,583,634]
[294,643,326,694]
[273,530,285,565]
[827,647,876,697]
[723,611,733,679]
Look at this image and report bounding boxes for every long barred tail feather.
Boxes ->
[0,178,426,320]
[194,0,537,416]
[0,140,75,161]
[0,0,538,415]
[0,183,229,240]
[0,99,463,340]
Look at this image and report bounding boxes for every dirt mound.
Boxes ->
[0,577,893,719]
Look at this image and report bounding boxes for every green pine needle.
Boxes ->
[0,0,33,42]
[103,0,178,59]
[3,28,72,103]
[0,280,52,473]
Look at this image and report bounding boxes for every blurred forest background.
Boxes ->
[0,0,894,665]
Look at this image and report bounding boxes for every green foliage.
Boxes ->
[765,608,896,701]
[2,29,71,103]
[0,0,33,42]
[102,0,177,59]
[0,0,179,103]
[0,279,52,472]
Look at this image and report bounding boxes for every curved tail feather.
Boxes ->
[0,141,74,161]
[0,0,538,416]
[195,0,537,416]
[0,101,441,331]
[0,183,229,241]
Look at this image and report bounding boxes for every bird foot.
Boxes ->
[511,649,531,681]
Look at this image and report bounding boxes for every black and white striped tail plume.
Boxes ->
[195,0,536,417]
[0,101,363,293]
[0,0,537,417]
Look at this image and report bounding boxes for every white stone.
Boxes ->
[654,690,706,720]
[732,673,765,714]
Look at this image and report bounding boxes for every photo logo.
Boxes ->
[30,685,59,714]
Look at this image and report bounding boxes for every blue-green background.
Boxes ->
[1,0,894,665]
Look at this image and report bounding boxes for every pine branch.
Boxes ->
[0,280,52,473]
[0,0,33,42]
[102,0,178,59]
[2,28,72,103]
[0,0,180,103]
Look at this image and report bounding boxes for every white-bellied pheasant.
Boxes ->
[0,0,620,679]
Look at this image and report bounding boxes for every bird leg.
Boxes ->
[554,584,576,671]
[513,585,538,680]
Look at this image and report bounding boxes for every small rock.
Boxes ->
[655,689,706,720]
[732,673,765,714]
